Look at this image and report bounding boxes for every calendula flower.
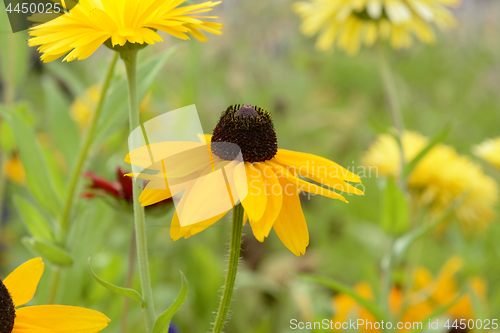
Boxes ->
[293,0,460,55]
[332,257,485,333]
[363,131,498,230]
[126,104,364,256]
[0,257,110,333]
[2,153,26,185]
[28,0,222,62]
[473,137,500,170]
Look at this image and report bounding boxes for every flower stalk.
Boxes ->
[377,45,406,189]
[122,48,156,332]
[57,52,119,244]
[211,203,245,333]
[47,52,119,304]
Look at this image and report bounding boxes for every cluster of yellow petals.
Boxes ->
[28,0,222,62]
[363,131,498,230]
[293,0,460,54]
[332,257,486,333]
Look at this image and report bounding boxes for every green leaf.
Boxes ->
[88,257,144,305]
[95,45,181,145]
[0,31,29,97]
[402,126,451,179]
[393,191,468,261]
[297,274,386,322]
[42,76,80,167]
[0,105,63,216]
[22,237,74,266]
[381,177,409,236]
[153,271,189,333]
[13,195,54,240]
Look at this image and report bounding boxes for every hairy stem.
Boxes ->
[211,204,244,333]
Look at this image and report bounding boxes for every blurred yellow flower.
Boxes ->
[71,85,152,131]
[293,0,460,55]
[3,153,26,185]
[126,105,364,256]
[28,0,223,62]
[0,257,110,332]
[363,131,498,230]
[70,85,101,131]
[332,257,485,333]
[473,137,500,170]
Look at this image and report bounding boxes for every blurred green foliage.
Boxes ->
[1,0,500,332]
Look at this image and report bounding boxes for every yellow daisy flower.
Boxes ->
[473,137,500,170]
[332,257,485,333]
[126,104,364,256]
[28,0,223,62]
[293,0,460,55]
[0,257,110,333]
[363,131,498,230]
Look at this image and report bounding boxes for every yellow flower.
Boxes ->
[70,85,151,130]
[293,0,460,55]
[363,131,498,230]
[70,85,101,131]
[332,257,485,332]
[3,153,26,185]
[0,257,110,333]
[28,0,223,62]
[473,137,500,170]
[126,104,364,256]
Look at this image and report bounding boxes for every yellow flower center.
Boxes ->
[0,279,15,333]
[211,104,278,163]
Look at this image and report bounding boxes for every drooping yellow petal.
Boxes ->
[14,305,110,332]
[3,258,44,307]
[272,177,309,256]
[170,209,229,240]
[237,163,267,223]
[274,149,361,183]
[248,163,282,242]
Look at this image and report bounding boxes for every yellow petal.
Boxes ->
[272,177,309,256]
[276,166,349,203]
[238,163,267,223]
[13,321,55,333]
[170,209,228,240]
[249,163,282,242]
[15,305,110,332]
[274,149,361,183]
[3,258,44,307]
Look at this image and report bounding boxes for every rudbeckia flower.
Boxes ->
[473,137,500,170]
[332,257,485,333]
[363,131,498,230]
[126,104,364,256]
[0,257,110,333]
[293,0,460,55]
[28,0,223,62]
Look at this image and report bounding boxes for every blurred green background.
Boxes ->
[0,0,499,332]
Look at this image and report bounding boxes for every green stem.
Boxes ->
[46,52,118,304]
[46,267,60,304]
[377,45,406,189]
[212,203,244,333]
[56,52,119,244]
[122,49,156,333]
